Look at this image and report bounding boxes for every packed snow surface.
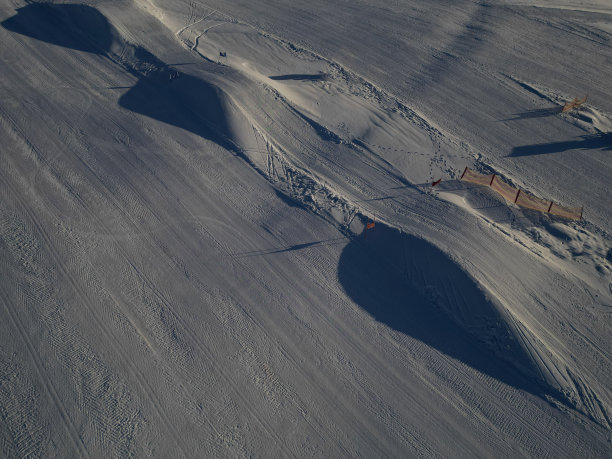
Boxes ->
[0,0,610,456]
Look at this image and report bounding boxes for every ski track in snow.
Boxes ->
[0,0,611,456]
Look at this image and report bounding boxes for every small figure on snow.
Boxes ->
[169,70,180,83]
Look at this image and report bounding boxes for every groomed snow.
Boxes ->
[0,0,610,456]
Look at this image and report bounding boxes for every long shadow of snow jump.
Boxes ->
[2,3,114,53]
[2,3,235,150]
[338,222,553,399]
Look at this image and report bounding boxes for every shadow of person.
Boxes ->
[510,132,612,157]
[269,73,329,81]
[1,2,114,54]
[502,106,563,121]
[338,222,551,398]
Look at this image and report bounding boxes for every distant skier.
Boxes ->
[169,70,180,83]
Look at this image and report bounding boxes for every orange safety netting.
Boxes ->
[516,189,551,213]
[561,95,587,113]
[461,167,495,187]
[460,167,582,220]
[490,175,519,202]
[549,202,583,220]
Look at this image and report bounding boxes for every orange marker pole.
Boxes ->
[364,219,375,238]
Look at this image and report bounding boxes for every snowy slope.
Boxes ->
[186,0,612,227]
[0,0,610,457]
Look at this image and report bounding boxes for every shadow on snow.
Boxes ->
[338,222,554,399]
[510,132,612,157]
[502,106,563,121]
[269,73,329,81]
[1,3,114,54]
[2,3,236,150]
